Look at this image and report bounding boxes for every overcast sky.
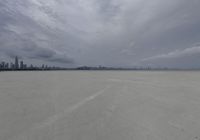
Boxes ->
[0,0,200,68]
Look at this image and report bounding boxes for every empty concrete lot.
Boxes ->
[0,71,200,140]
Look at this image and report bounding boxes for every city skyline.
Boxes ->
[1,56,200,71]
[0,56,63,71]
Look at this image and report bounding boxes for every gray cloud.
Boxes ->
[0,0,200,68]
[140,44,200,68]
[0,30,73,64]
[143,45,200,61]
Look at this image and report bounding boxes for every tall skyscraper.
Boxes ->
[1,61,5,69]
[15,56,19,70]
[10,63,14,69]
[20,61,24,69]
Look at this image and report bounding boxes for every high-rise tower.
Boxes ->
[15,56,19,70]
[20,61,24,69]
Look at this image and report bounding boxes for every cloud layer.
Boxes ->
[141,44,200,68]
[0,0,200,68]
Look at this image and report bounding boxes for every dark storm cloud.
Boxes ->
[0,0,76,65]
[2,41,73,64]
[49,55,74,64]
[0,27,73,64]
[28,46,74,64]
[0,0,200,67]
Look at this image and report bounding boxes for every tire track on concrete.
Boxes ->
[38,85,111,128]
[12,85,112,140]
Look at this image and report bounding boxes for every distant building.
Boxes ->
[20,61,24,69]
[23,64,27,69]
[1,61,5,69]
[5,63,9,69]
[42,64,45,70]
[15,56,19,69]
[30,64,34,69]
[10,63,13,69]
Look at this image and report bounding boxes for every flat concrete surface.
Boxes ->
[0,71,200,140]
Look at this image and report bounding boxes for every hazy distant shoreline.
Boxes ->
[1,69,200,72]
